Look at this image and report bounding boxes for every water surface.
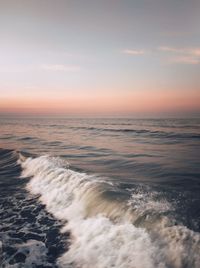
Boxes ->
[0,118,200,267]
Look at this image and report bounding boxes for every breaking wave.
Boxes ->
[19,154,200,268]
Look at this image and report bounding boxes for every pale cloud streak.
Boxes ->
[159,46,200,64]
[41,64,81,72]
[122,49,146,55]
[0,64,81,73]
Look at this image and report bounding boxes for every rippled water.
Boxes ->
[0,117,200,267]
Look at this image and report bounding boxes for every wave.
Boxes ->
[69,126,200,140]
[18,154,200,268]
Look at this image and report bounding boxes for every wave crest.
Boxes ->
[19,154,200,268]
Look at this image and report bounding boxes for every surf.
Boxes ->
[19,154,200,268]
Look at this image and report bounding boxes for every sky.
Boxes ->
[0,0,200,117]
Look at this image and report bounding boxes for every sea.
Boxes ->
[0,117,200,268]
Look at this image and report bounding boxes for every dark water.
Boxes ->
[0,118,200,267]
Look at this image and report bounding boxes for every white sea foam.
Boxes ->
[5,240,48,268]
[19,155,200,268]
[59,216,164,268]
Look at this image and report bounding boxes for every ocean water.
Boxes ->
[0,117,200,268]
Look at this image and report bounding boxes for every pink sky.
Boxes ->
[1,87,199,116]
[0,0,200,117]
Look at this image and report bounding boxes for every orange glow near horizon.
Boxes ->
[1,87,199,115]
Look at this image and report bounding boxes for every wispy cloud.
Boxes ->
[159,46,200,64]
[122,49,146,55]
[159,46,182,53]
[0,65,33,73]
[168,56,199,65]
[41,64,80,72]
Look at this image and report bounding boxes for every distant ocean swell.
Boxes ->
[18,154,200,268]
[69,126,200,139]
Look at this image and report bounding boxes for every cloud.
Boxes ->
[159,46,182,53]
[41,64,80,72]
[0,65,33,73]
[159,46,200,64]
[169,56,199,65]
[122,49,145,55]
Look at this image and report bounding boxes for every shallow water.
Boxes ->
[0,118,200,267]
